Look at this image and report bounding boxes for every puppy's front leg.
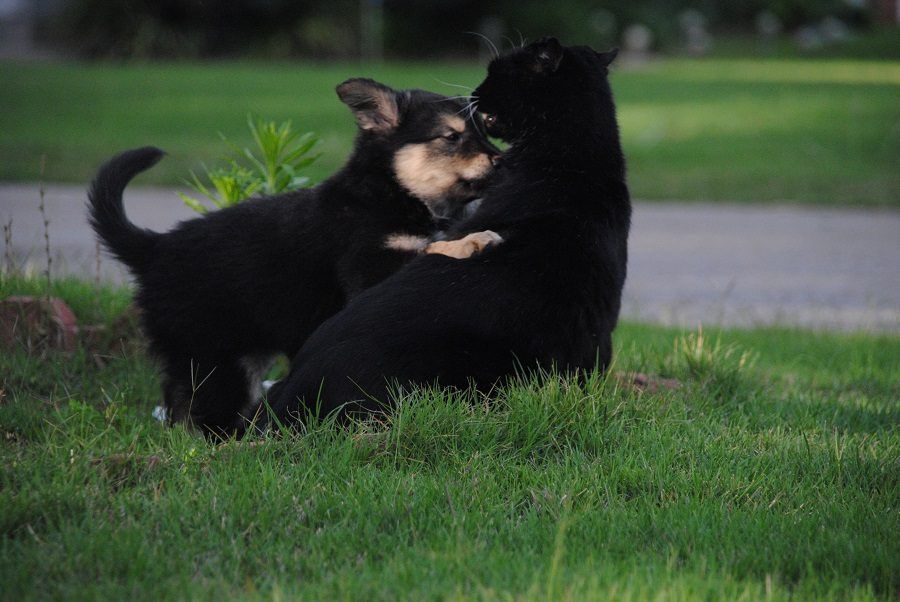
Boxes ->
[425,230,503,259]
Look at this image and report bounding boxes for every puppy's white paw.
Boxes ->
[151,405,168,422]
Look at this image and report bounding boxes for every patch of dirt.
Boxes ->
[615,371,682,394]
[0,296,145,356]
[90,452,164,491]
[0,296,78,352]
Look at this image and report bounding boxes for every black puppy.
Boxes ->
[267,38,630,424]
[88,78,499,436]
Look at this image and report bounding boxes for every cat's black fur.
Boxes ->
[87,79,498,437]
[266,38,630,424]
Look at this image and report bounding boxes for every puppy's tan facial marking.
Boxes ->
[384,233,429,252]
[425,230,503,259]
[394,144,457,204]
[393,140,494,210]
[441,115,467,134]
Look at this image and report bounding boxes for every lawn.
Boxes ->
[2,275,897,599]
[1,58,898,205]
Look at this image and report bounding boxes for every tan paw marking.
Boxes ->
[425,230,503,259]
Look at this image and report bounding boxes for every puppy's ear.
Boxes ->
[596,47,619,68]
[530,36,564,74]
[336,78,400,133]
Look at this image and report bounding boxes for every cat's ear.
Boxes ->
[530,36,564,74]
[336,78,400,133]
[595,47,619,68]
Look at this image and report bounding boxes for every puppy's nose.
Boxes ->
[490,154,501,166]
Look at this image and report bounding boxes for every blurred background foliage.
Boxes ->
[3,0,897,205]
[29,0,898,60]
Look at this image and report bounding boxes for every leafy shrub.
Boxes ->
[179,115,320,214]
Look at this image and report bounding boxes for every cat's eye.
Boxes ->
[443,132,461,142]
[483,114,497,127]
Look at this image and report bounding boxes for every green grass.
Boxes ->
[707,29,900,61]
[2,275,898,599]
[1,58,898,205]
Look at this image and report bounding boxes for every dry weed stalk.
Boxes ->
[38,155,51,298]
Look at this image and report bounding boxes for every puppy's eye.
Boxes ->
[443,132,461,142]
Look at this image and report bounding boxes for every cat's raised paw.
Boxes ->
[425,230,503,259]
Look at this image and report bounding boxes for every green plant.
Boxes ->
[664,326,757,396]
[179,114,320,214]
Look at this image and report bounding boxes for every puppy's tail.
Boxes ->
[87,146,165,272]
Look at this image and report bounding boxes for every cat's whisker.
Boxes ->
[456,98,478,132]
[456,98,478,117]
[465,31,500,59]
[433,95,476,103]
[429,77,475,94]
[465,101,487,138]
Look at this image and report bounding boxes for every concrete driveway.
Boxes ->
[3,183,898,332]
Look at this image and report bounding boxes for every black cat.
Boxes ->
[266,38,630,424]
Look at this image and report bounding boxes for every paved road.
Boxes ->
[3,183,898,332]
